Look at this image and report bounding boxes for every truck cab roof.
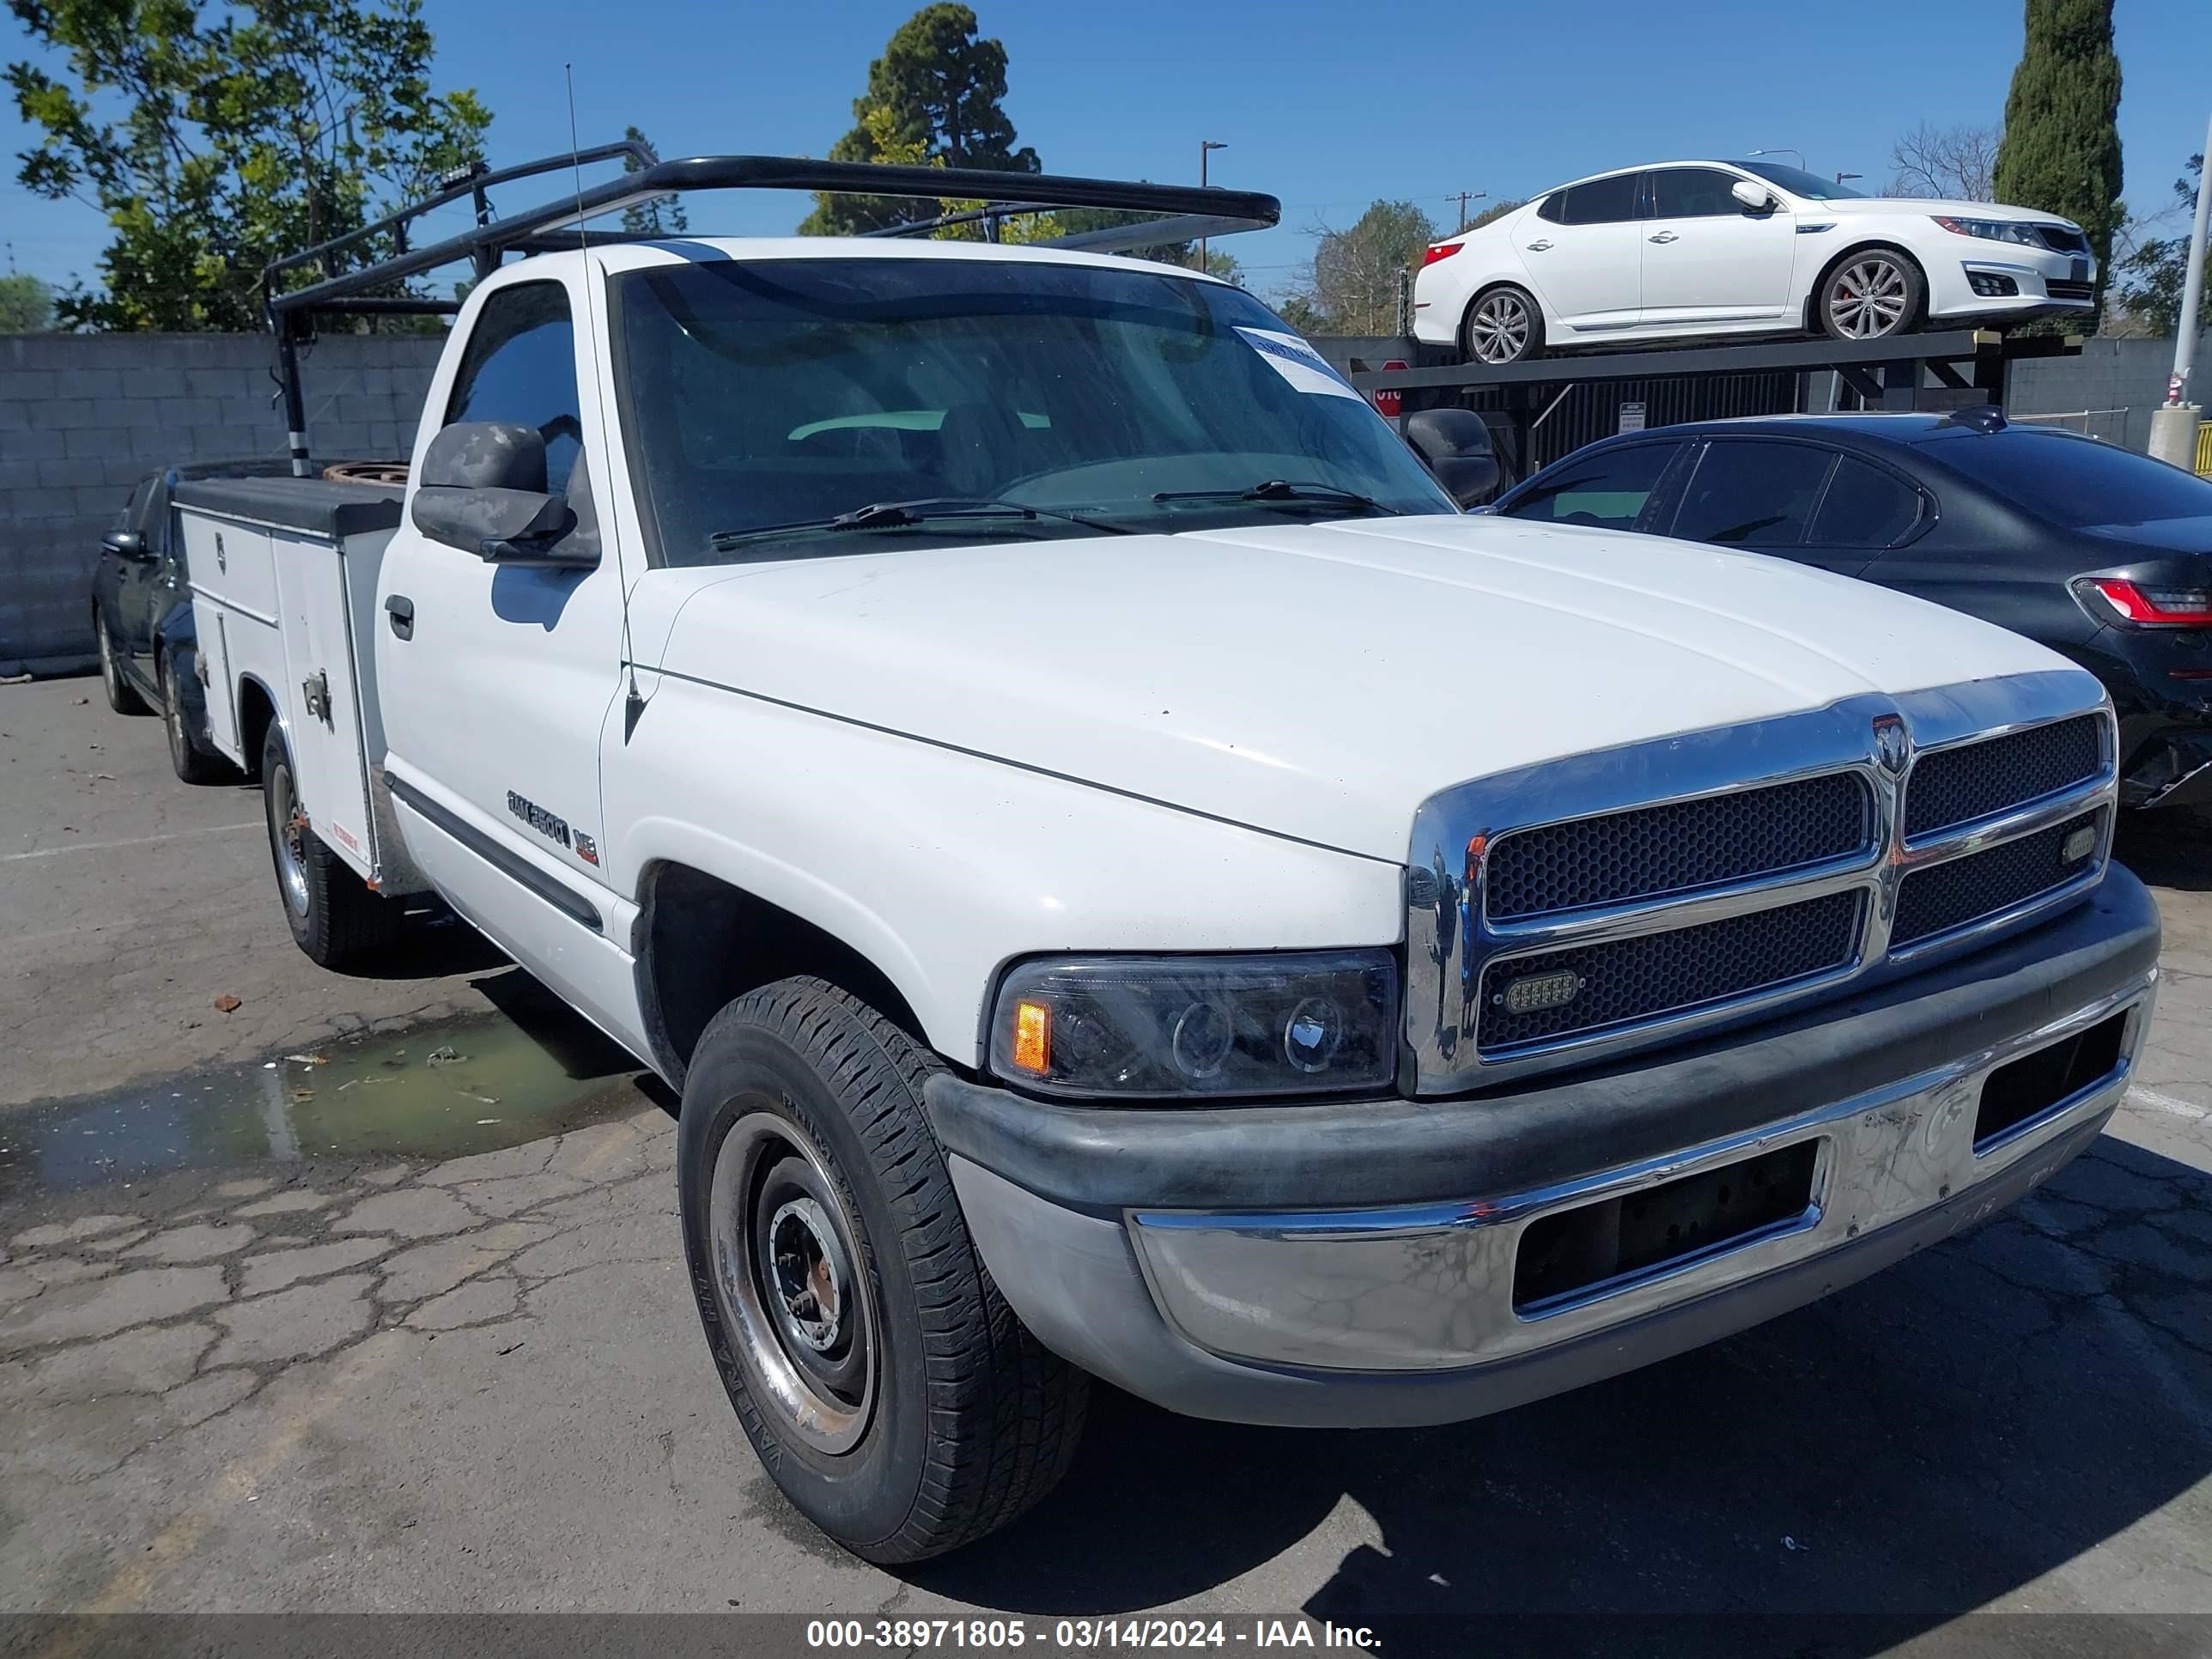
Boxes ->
[478,233,1233,287]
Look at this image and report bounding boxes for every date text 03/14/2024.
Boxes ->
[805,1619,1381,1650]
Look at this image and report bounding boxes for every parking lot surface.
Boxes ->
[3,676,2210,1640]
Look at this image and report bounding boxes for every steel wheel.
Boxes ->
[1466,289,1535,364]
[1827,256,1911,339]
[707,1109,878,1455]
[266,756,312,919]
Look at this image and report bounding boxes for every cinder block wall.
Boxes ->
[0,331,444,676]
[2002,331,2211,451]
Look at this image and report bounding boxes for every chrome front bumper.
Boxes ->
[1126,975,2150,1374]
[930,871,2160,1427]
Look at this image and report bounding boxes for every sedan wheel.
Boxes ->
[161,652,229,785]
[1464,288,1541,365]
[94,610,149,715]
[1822,253,1920,341]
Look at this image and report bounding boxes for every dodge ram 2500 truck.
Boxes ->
[179,153,2161,1563]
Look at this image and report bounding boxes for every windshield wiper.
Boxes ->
[1151,479,1390,515]
[709,497,1129,551]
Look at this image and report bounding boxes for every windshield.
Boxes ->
[1739,161,1868,201]
[1917,427,2212,529]
[613,256,1455,563]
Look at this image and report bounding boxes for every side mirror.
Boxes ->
[1731,179,1776,212]
[410,421,594,567]
[420,421,549,491]
[102,528,152,562]
[1404,408,1503,510]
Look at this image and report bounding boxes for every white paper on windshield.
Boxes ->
[1234,326,1365,401]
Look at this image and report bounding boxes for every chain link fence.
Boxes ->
[2011,408,2134,447]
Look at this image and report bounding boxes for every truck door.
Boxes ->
[374,267,645,1054]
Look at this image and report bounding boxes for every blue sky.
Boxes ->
[4,0,2209,302]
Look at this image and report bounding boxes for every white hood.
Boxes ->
[647,515,2067,860]
[1819,196,2075,227]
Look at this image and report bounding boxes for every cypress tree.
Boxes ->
[1991,0,2124,314]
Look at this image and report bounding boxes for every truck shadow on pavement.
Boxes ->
[912,1133,2212,1641]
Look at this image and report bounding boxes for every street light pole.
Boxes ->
[1199,139,1228,270]
[2150,108,2212,470]
[1747,147,1805,171]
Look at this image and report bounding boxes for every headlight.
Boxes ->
[989,951,1400,1100]
[1931,216,2045,247]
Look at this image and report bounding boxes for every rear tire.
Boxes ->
[678,977,1087,1563]
[1462,284,1544,365]
[261,723,400,967]
[94,608,149,715]
[161,650,233,786]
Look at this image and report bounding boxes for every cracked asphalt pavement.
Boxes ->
[3,676,2210,1638]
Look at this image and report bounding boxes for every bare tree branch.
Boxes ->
[1883,122,2000,202]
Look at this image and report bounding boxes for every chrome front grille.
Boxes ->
[1405,672,2118,1095]
[1477,890,1863,1054]
[1904,714,2103,840]
[1486,772,1871,921]
[1893,809,2107,947]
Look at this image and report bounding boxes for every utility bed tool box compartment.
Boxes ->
[178,476,429,896]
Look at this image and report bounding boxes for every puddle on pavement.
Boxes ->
[0,1012,655,1200]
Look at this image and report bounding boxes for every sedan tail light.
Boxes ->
[2077,577,2212,627]
[1422,242,1463,267]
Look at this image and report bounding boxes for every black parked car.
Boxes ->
[92,459,300,783]
[1489,410,2212,812]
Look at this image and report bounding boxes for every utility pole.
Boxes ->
[1198,139,1228,270]
[1448,190,1486,233]
[1834,172,1863,187]
[2149,107,2212,470]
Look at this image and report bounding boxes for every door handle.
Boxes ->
[384,594,415,641]
[1525,239,1553,252]
[1648,231,1680,244]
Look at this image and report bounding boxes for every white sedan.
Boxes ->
[1413,159,2097,364]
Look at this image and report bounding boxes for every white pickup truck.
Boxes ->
[179,153,2161,1562]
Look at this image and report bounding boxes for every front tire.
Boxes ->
[678,978,1087,1563]
[1818,248,1924,342]
[1462,285,1544,365]
[261,723,400,967]
[94,608,149,715]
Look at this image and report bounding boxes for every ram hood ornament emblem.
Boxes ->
[1872,713,1910,775]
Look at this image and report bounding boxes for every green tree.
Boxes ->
[1463,198,1523,233]
[621,125,689,237]
[1304,198,1438,336]
[1202,248,1242,285]
[1049,202,1193,264]
[799,3,1038,237]
[0,270,56,331]
[1269,292,1328,336]
[2114,155,2208,337]
[1990,0,2123,312]
[8,0,490,331]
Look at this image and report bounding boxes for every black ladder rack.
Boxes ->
[262,144,1281,475]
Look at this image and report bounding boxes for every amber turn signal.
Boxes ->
[1011,1000,1052,1074]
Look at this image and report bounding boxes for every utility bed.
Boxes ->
[178,476,429,896]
